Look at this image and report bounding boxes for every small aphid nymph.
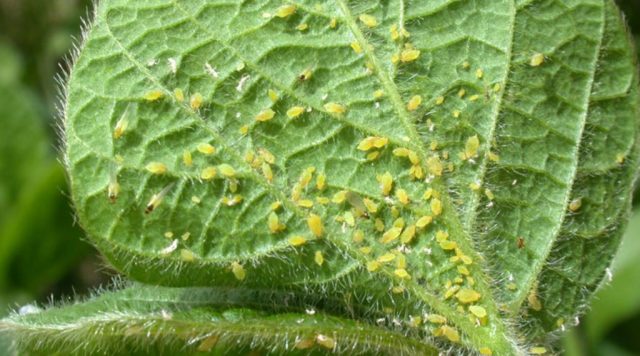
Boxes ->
[146,162,167,175]
[255,108,276,122]
[190,93,204,110]
[530,53,545,67]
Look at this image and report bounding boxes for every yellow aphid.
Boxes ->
[182,150,193,167]
[469,94,480,101]
[297,199,314,208]
[394,268,411,279]
[113,116,128,139]
[353,230,365,243]
[296,23,308,31]
[314,174,326,191]
[530,53,545,67]
[191,196,201,204]
[391,53,400,64]
[469,305,487,318]
[426,156,443,176]
[218,164,236,177]
[439,240,457,250]
[469,182,481,191]
[316,196,330,205]
[275,4,296,18]
[144,90,164,101]
[231,261,246,281]
[363,198,378,214]
[377,172,393,196]
[569,198,582,212]
[367,260,381,272]
[438,326,460,343]
[239,125,249,135]
[476,68,484,79]
[430,198,443,216]
[377,253,396,263]
[261,162,273,183]
[400,225,416,244]
[145,184,173,214]
[315,334,335,350]
[416,216,432,229]
[299,67,313,81]
[174,88,184,102]
[329,18,337,29]
[487,151,500,162]
[381,227,402,244]
[324,102,346,114]
[393,148,410,157]
[180,249,196,262]
[493,83,502,92]
[400,48,421,63]
[396,189,410,205]
[268,212,286,233]
[201,166,217,180]
[435,230,449,242]
[289,235,306,247]
[270,201,282,211]
[373,89,385,99]
[332,190,348,204]
[255,108,275,122]
[435,96,445,105]
[308,214,324,237]
[268,89,279,103]
[483,188,494,201]
[258,148,275,164]
[197,143,216,155]
[145,162,167,175]
[390,24,399,40]
[528,287,543,311]
[366,151,379,161]
[427,314,447,324]
[291,184,302,202]
[458,88,466,98]
[423,188,433,200]
[409,165,424,180]
[530,347,547,355]
[297,168,314,189]
[457,265,470,276]
[407,95,422,111]
[107,173,120,203]
[350,41,363,54]
[190,92,203,110]
[452,110,461,118]
[460,135,480,160]
[456,288,482,304]
[287,106,305,119]
[479,347,493,355]
[357,136,388,151]
[359,14,378,28]
[616,152,626,164]
[392,217,405,229]
[314,250,324,266]
[374,218,385,232]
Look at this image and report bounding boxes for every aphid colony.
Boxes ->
[105,5,503,348]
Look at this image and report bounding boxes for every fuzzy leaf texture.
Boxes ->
[6,0,640,354]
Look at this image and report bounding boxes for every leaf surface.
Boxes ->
[56,0,640,353]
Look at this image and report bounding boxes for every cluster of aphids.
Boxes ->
[104,4,555,354]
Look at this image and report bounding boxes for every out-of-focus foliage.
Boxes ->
[0,0,102,338]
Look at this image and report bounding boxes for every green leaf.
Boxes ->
[58,0,639,354]
[0,283,437,355]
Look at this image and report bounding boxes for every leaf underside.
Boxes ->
[8,0,638,354]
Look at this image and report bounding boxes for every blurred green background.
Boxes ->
[0,1,638,355]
